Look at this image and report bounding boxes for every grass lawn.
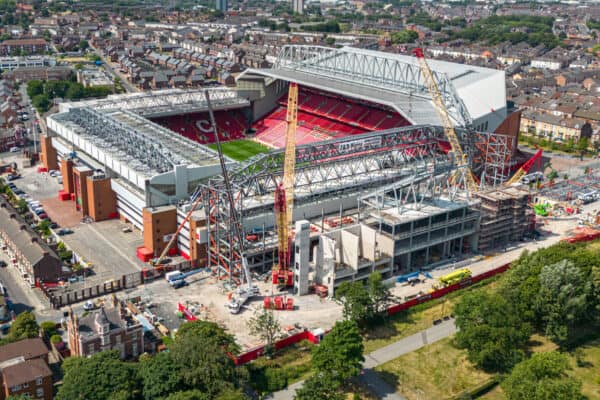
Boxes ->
[252,341,314,384]
[375,337,493,400]
[207,139,270,161]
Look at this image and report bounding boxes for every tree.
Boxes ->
[391,30,419,44]
[176,320,239,354]
[79,39,89,51]
[311,320,364,385]
[26,80,44,98]
[56,350,140,400]
[138,352,184,400]
[368,271,393,315]
[31,94,50,113]
[247,307,281,350]
[169,335,239,398]
[335,280,373,325]
[15,198,27,214]
[535,260,589,344]
[8,312,39,342]
[294,374,345,400]
[502,352,583,400]
[454,291,531,372]
[65,83,85,100]
[165,390,208,400]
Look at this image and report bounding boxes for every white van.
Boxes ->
[9,147,20,153]
[165,270,183,282]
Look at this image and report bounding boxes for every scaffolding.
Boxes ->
[474,132,516,188]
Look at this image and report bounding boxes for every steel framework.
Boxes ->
[273,45,472,127]
[62,88,249,118]
[205,125,453,279]
[472,132,516,188]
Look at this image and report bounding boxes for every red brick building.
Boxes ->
[67,296,143,359]
[0,338,53,400]
[0,39,49,56]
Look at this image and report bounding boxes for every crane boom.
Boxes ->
[204,91,251,291]
[413,48,478,194]
[506,148,543,185]
[272,83,298,286]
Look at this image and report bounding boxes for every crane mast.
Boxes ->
[272,82,298,287]
[413,48,478,194]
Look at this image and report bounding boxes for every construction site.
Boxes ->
[32,45,598,348]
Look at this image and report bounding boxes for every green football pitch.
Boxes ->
[208,139,271,161]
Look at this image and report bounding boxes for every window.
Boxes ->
[23,382,29,388]
[11,385,22,392]
[36,377,43,386]
[36,387,44,398]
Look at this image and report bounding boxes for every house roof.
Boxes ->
[0,201,60,268]
[0,338,48,364]
[2,358,51,387]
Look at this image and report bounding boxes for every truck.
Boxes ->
[438,268,472,286]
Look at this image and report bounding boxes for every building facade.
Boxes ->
[0,338,53,400]
[215,0,227,12]
[67,297,143,359]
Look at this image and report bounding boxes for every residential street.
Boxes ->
[267,319,457,400]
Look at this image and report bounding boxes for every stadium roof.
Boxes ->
[59,88,250,118]
[50,107,220,179]
[240,45,506,128]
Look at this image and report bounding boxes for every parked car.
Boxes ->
[38,213,48,220]
[83,301,95,310]
[49,222,58,229]
[9,147,20,153]
[33,208,44,215]
[7,183,16,189]
[13,189,24,195]
[49,170,58,177]
[0,261,6,268]
[57,228,73,236]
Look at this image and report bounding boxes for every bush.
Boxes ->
[50,334,63,344]
[265,367,288,392]
[40,321,57,336]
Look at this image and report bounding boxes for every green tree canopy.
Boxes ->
[176,320,239,354]
[454,291,531,372]
[8,312,39,342]
[502,352,583,400]
[165,390,208,400]
[247,307,281,349]
[311,320,364,385]
[56,350,140,400]
[535,260,590,343]
[26,80,44,98]
[169,334,239,398]
[138,351,185,400]
[31,94,50,113]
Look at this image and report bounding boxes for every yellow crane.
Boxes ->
[272,82,298,286]
[412,48,478,194]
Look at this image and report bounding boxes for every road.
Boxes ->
[268,319,457,400]
[0,252,62,323]
[90,46,138,93]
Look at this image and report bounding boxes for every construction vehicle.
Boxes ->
[506,149,543,186]
[264,295,294,310]
[201,90,259,314]
[412,48,478,194]
[165,269,209,288]
[438,268,472,286]
[533,203,549,217]
[272,83,298,287]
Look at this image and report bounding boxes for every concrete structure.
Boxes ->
[292,0,304,14]
[0,200,63,286]
[0,56,55,71]
[0,338,52,400]
[215,0,228,12]
[67,296,143,359]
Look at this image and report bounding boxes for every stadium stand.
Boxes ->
[257,87,410,148]
[151,110,247,144]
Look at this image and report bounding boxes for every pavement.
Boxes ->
[267,319,457,400]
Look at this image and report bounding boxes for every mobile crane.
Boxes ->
[272,83,298,287]
[202,91,258,314]
[413,48,478,195]
[506,148,543,186]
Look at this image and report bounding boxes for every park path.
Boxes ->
[267,318,457,400]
